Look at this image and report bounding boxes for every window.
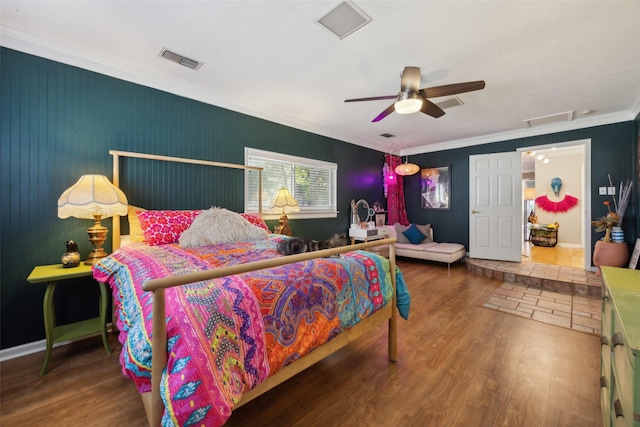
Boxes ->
[245,148,337,219]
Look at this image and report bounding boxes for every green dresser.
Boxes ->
[601,266,640,426]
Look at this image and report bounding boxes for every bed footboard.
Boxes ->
[141,239,398,427]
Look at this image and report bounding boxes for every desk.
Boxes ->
[349,226,388,244]
[27,263,111,375]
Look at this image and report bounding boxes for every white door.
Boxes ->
[469,152,522,262]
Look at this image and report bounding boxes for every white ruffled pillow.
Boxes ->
[179,207,268,248]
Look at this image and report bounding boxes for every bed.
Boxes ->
[94,150,409,427]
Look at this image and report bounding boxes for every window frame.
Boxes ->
[244,147,338,219]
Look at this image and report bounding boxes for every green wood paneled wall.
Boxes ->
[0,48,384,349]
[404,124,638,252]
[1,46,638,351]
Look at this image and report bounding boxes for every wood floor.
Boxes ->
[523,241,585,269]
[0,259,601,427]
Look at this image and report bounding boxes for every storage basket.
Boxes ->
[530,227,558,247]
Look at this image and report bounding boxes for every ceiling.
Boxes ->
[2,1,639,155]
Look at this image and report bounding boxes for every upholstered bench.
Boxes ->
[366,224,466,273]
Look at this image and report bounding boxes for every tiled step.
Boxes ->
[465,258,602,299]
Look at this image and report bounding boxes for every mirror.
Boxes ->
[355,199,374,223]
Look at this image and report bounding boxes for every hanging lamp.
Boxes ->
[395,155,420,176]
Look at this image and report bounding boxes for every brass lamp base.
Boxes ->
[85,214,109,265]
[278,212,292,236]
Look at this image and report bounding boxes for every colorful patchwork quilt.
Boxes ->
[93,236,408,426]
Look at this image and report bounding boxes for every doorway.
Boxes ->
[519,140,591,270]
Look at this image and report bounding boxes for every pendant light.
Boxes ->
[395,155,420,176]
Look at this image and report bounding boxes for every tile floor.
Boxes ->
[483,282,602,335]
[465,258,603,299]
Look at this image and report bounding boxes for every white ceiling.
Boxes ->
[2,1,639,155]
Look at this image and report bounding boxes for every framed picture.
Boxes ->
[421,166,450,210]
[629,238,640,270]
[375,212,386,227]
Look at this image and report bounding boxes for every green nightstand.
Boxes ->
[27,263,112,376]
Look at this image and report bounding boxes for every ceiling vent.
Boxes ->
[158,48,203,70]
[523,111,574,128]
[315,0,372,39]
[436,97,464,110]
[379,133,395,138]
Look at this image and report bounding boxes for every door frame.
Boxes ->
[517,139,592,271]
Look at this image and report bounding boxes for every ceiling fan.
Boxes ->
[344,66,485,122]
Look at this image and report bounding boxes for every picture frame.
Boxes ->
[375,212,386,227]
[420,166,450,210]
[629,238,640,270]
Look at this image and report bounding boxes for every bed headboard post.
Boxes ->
[111,151,122,251]
[107,149,265,250]
[258,171,262,216]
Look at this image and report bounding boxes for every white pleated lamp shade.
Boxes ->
[269,187,300,213]
[58,175,128,219]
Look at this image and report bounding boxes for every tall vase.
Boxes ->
[603,227,611,242]
[592,240,629,276]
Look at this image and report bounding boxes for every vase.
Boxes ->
[611,226,624,243]
[603,227,611,242]
[592,240,629,276]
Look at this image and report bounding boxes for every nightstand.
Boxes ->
[27,263,111,376]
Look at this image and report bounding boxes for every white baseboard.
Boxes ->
[0,323,114,362]
[556,243,582,248]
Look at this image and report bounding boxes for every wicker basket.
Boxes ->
[530,227,558,247]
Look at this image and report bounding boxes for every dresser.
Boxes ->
[600,266,640,426]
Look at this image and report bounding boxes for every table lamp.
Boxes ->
[58,174,128,265]
[269,187,299,236]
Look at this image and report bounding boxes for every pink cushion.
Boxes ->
[137,210,202,245]
[240,213,270,232]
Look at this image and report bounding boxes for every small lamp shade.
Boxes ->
[58,175,128,219]
[524,187,536,201]
[57,175,128,265]
[269,187,299,236]
[269,187,300,213]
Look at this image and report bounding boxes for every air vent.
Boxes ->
[436,97,464,110]
[315,0,372,39]
[158,48,203,70]
[523,111,574,128]
[379,133,395,138]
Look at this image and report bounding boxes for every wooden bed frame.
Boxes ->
[108,150,398,427]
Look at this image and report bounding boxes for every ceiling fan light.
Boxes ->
[394,92,422,114]
[395,162,420,176]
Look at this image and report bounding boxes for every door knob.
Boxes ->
[470,210,480,214]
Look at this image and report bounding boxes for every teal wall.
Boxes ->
[2,47,638,351]
[0,48,385,349]
[403,123,638,254]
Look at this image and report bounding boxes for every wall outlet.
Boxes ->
[607,187,616,195]
[599,187,607,195]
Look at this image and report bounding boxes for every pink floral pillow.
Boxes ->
[240,213,270,232]
[136,210,202,245]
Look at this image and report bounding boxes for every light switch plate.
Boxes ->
[599,187,607,195]
[607,187,616,195]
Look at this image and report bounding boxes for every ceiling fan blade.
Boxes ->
[400,66,421,93]
[344,95,397,103]
[420,99,445,118]
[372,103,396,122]
[420,80,486,98]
